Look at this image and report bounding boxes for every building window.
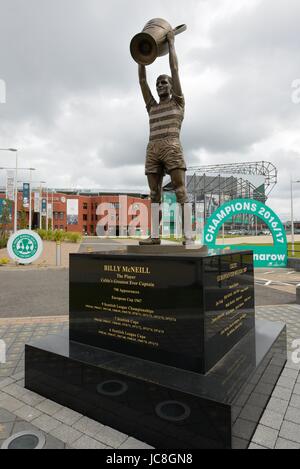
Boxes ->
[54,212,58,220]
[55,225,58,230]
[83,225,87,233]
[83,214,88,221]
[60,212,64,220]
[60,225,64,230]
[91,214,94,221]
[83,203,88,210]
[90,225,94,233]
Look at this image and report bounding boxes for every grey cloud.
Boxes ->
[0,0,300,220]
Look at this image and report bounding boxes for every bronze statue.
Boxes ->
[131,19,192,245]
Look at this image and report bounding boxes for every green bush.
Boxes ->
[64,232,82,243]
[53,230,66,242]
[0,235,9,249]
[35,229,82,243]
[36,229,48,240]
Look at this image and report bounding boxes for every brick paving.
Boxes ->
[0,306,299,449]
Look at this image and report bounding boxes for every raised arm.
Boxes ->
[138,64,154,108]
[167,31,183,97]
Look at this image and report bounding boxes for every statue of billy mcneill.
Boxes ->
[138,30,192,246]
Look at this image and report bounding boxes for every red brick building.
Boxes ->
[0,190,151,236]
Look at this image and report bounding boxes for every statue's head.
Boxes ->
[156,75,173,99]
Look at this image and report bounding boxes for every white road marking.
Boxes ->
[287,271,296,275]
[265,281,272,286]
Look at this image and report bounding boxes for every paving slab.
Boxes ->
[71,435,109,450]
[49,424,83,445]
[31,414,61,433]
[252,425,278,449]
[0,305,300,449]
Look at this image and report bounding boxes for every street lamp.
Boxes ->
[51,189,55,230]
[0,148,18,232]
[2,167,36,230]
[290,179,300,257]
[28,169,36,230]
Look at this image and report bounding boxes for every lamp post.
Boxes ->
[290,179,300,257]
[1,166,36,230]
[46,186,49,230]
[35,181,46,230]
[52,189,55,230]
[28,168,36,230]
[0,148,18,232]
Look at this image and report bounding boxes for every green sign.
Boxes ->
[23,183,30,208]
[7,230,43,264]
[203,199,287,268]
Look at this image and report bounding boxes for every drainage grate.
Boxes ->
[155,401,191,422]
[1,431,46,450]
[97,380,128,396]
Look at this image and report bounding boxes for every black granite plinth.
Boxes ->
[25,319,286,449]
[69,251,255,373]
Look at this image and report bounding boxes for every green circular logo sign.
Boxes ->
[7,230,43,264]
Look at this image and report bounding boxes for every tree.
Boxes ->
[0,200,12,236]
[0,200,12,248]
[19,208,28,230]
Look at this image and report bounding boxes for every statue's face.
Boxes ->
[156,77,172,98]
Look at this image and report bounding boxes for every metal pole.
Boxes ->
[39,183,42,230]
[222,193,225,244]
[5,169,8,199]
[56,241,61,266]
[52,189,54,230]
[291,179,295,257]
[29,169,32,230]
[14,151,18,233]
[46,186,48,230]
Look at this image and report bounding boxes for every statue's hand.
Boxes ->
[167,30,175,44]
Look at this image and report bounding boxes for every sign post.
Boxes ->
[7,230,43,265]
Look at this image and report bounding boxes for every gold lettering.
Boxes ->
[217,267,247,283]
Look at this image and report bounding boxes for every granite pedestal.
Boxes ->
[25,249,287,449]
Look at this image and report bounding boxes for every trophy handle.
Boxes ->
[173,24,187,36]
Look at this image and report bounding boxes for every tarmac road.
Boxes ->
[0,268,296,318]
[0,269,69,318]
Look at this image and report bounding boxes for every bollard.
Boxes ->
[56,241,61,267]
[0,340,6,364]
[296,286,300,305]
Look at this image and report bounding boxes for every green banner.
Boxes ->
[203,199,287,268]
[23,183,30,208]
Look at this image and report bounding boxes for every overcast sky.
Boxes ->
[0,0,300,220]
